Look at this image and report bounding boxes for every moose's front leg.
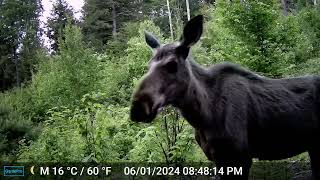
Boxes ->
[196,131,251,180]
[195,130,214,161]
[309,146,320,180]
[213,141,252,180]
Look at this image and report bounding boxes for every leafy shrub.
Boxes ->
[297,6,320,59]
[18,106,86,162]
[99,20,165,105]
[0,96,38,161]
[129,109,207,163]
[287,58,320,76]
[202,0,317,77]
[18,92,136,162]
[29,25,102,121]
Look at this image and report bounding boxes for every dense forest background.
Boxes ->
[1,0,320,167]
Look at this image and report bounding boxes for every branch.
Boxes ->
[155,133,169,164]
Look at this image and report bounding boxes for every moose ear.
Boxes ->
[145,31,160,49]
[180,15,203,48]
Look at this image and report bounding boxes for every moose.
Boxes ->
[130,15,320,180]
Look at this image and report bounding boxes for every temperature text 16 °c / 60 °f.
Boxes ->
[39,166,112,176]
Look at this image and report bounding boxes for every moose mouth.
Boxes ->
[130,96,164,123]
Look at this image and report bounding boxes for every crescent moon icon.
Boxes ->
[30,166,35,175]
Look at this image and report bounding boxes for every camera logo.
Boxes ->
[3,166,25,176]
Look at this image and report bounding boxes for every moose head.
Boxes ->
[130,15,204,122]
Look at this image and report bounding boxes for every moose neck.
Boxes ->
[176,58,212,129]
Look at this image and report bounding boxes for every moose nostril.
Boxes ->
[142,102,150,115]
[130,100,146,122]
[130,93,154,122]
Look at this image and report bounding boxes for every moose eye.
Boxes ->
[164,61,178,73]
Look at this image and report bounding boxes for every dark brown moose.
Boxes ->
[130,15,320,180]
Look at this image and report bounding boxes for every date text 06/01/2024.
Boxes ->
[123,166,243,176]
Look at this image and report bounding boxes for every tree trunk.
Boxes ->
[1,66,6,91]
[175,0,183,36]
[281,0,288,16]
[185,0,190,21]
[166,0,174,40]
[12,47,20,87]
[314,0,317,5]
[111,0,117,39]
[30,61,34,79]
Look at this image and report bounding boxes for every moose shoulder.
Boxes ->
[130,15,320,180]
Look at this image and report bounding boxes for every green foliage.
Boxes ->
[77,92,136,162]
[287,58,320,76]
[47,0,75,52]
[202,1,320,77]
[0,0,42,90]
[126,20,163,78]
[99,20,165,105]
[30,25,102,121]
[204,0,284,76]
[19,92,135,162]
[129,109,207,163]
[82,0,114,50]
[19,105,86,162]
[298,6,320,58]
[82,0,146,51]
[0,92,39,161]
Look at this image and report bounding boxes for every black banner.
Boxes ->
[0,161,312,179]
